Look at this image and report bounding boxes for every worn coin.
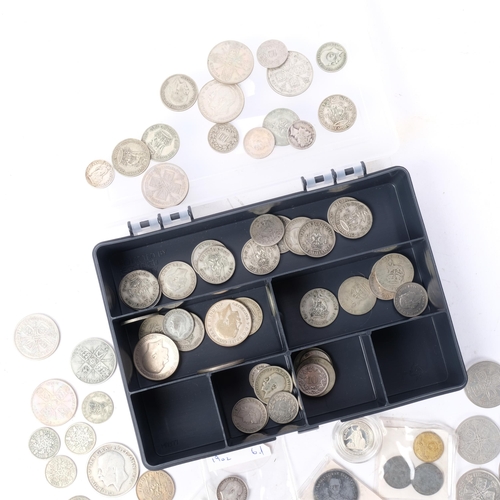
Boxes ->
[158,260,197,299]
[208,40,254,84]
[373,253,414,293]
[254,365,293,404]
[14,312,60,360]
[118,270,160,310]
[82,391,114,424]
[257,39,288,68]
[241,239,280,275]
[31,379,77,426]
[413,463,444,495]
[141,123,180,162]
[249,363,270,388]
[457,415,500,464]
[288,120,316,150]
[297,347,332,366]
[205,299,252,347]
[71,337,116,384]
[267,391,299,424]
[296,361,330,397]
[243,126,275,159]
[338,276,377,315]
[160,73,198,111]
[232,397,268,433]
[45,455,77,488]
[298,356,336,396]
[87,442,139,496]
[198,79,245,123]
[163,308,194,341]
[327,197,357,232]
[141,162,189,209]
[300,288,339,327]
[29,427,61,459]
[413,431,445,462]
[334,199,372,239]
[175,312,205,352]
[456,469,500,500]
[208,122,239,153]
[393,282,428,317]
[85,159,115,188]
[267,51,313,97]
[138,314,165,339]
[284,216,310,255]
[319,94,357,132]
[197,244,236,284]
[111,138,150,177]
[383,455,411,489]
[136,470,175,500]
[263,108,300,146]
[65,422,96,454]
[313,469,358,500]
[133,333,179,381]
[369,269,395,300]
[236,297,263,335]
[298,218,336,257]
[464,360,500,408]
[216,476,248,500]
[250,214,285,246]
[316,42,347,72]
[191,239,225,273]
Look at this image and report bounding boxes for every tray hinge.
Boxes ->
[334,161,367,184]
[127,207,192,236]
[301,170,335,191]
[158,206,193,229]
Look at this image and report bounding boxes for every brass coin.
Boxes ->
[413,431,444,462]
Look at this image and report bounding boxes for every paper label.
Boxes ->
[206,444,272,471]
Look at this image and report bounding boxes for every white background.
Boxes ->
[2,1,499,498]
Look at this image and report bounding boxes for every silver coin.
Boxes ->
[216,476,248,500]
[133,333,179,381]
[296,361,330,397]
[231,397,268,433]
[71,337,116,384]
[249,363,270,388]
[118,270,160,310]
[368,269,395,300]
[254,365,293,404]
[141,123,180,162]
[191,239,225,272]
[327,197,357,232]
[267,391,299,424]
[163,308,194,341]
[208,40,254,84]
[373,253,414,293]
[208,122,239,153]
[313,469,359,500]
[158,260,197,300]
[87,442,139,496]
[197,244,236,284]
[300,288,339,327]
[393,282,428,317]
[334,199,372,239]
[267,51,313,97]
[138,314,165,339]
[85,159,115,188]
[413,463,444,496]
[257,39,288,68]
[243,126,275,159]
[160,73,198,111]
[198,79,245,123]
[465,360,500,408]
[335,419,378,461]
[82,391,114,424]
[457,415,500,464]
[319,94,357,132]
[136,470,175,500]
[14,312,60,360]
[45,455,77,488]
[298,347,333,366]
[297,356,336,396]
[31,379,77,426]
[263,108,300,146]
[241,239,280,275]
[29,427,60,459]
[175,312,205,352]
[236,297,263,335]
[205,299,252,347]
[316,42,348,72]
[277,215,291,253]
[250,214,285,246]
[298,218,336,257]
[456,469,500,500]
[338,276,377,315]
[383,455,411,489]
[111,138,150,177]
[141,162,189,209]
[65,422,96,454]
[284,217,310,255]
[288,120,316,150]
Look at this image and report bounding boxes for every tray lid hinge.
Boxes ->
[127,206,192,236]
[301,162,366,191]
[334,161,367,184]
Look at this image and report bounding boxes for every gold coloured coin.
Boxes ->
[413,431,444,462]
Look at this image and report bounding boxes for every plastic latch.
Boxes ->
[335,161,367,184]
[158,206,193,229]
[302,170,335,191]
[127,215,162,237]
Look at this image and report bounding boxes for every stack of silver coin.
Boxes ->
[327,197,373,240]
[191,239,236,284]
[294,348,336,397]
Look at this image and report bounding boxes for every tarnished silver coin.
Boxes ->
[456,469,500,500]
[14,312,60,360]
[298,218,336,257]
[465,360,500,408]
[205,299,252,347]
[254,365,293,404]
[393,282,428,317]
[158,260,197,300]
[277,215,291,253]
[208,122,239,153]
[118,270,160,310]
[141,123,180,162]
[208,40,254,84]
[29,427,60,459]
[327,197,357,232]
[313,469,358,500]
[298,356,336,396]
[136,470,175,500]
[338,276,377,315]
[457,415,500,464]
[45,455,77,488]
[316,42,348,72]
[85,159,115,188]
[284,216,310,255]
[319,94,357,132]
[216,476,248,500]
[87,442,139,496]
[267,391,299,424]
[267,51,313,96]
[334,199,372,239]
[241,239,280,275]
[373,253,414,293]
[296,361,330,397]
[175,313,205,352]
[133,333,179,381]
[288,120,316,150]
[197,244,236,284]
[250,214,285,246]
[369,269,395,300]
[198,79,245,123]
[111,138,150,177]
[141,162,189,209]
[163,308,194,341]
[300,288,339,327]
[383,455,411,489]
[243,126,275,159]
[65,422,96,454]
[191,239,225,273]
[236,297,263,335]
[31,379,77,426]
[263,108,300,146]
[82,391,114,424]
[231,397,268,434]
[413,463,444,496]
[71,337,116,384]
[160,73,198,111]
[138,314,165,339]
[257,39,288,68]
[249,363,270,388]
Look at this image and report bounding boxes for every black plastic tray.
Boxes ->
[93,166,467,470]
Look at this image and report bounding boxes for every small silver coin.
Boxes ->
[158,260,197,300]
[334,418,379,462]
[29,427,61,459]
[118,270,160,310]
[85,159,115,188]
[208,40,254,84]
[313,469,359,500]
[267,391,299,424]
[464,360,500,408]
[65,422,96,454]
[334,199,372,239]
[457,415,500,464]
[250,214,285,246]
[288,120,316,150]
[198,79,245,123]
[175,313,205,352]
[257,39,288,68]
[338,276,377,315]
[138,314,165,339]
[216,476,248,500]
[249,363,270,388]
[136,470,175,500]
[45,455,77,488]
[14,312,60,360]
[160,73,198,111]
[298,218,336,257]
[236,297,263,335]
[284,217,310,255]
[31,379,78,426]
[111,138,150,177]
[373,253,414,293]
[82,391,114,424]
[393,282,428,317]
[456,469,500,500]
[413,463,444,496]
[241,239,280,275]
[254,365,293,404]
[383,455,411,489]
[141,162,189,209]
[163,308,195,341]
[300,288,339,327]
[71,337,116,384]
[243,126,275,159]
[316,42,348,72]
[133,333,180,381]
[319,94,357,132]
[197,245,236,284]
[297,356,336,396]
[296,361,330,397]
[231,397,268,434]
[263,108,300,146]
[267,51,313,97]
[208,122,239,153]
[327,197,357,232]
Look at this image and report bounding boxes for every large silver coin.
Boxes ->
[313,469,359,500]
[163,308,194,341]
[208,122,239,153]
[284,217,310,255]
[373,253,414,293]
[254,365,293,404]
[316,42,348,72]
[236,297,263,335]
[175,312,205,352]
[300,288,339,327]
[111,138,150,177]
[464,360,500,408]
[71,337,116,384]
[65,422,96,454]
[231,397,268,433]
[45,455,77,488]
[208,40,254,84]
[82,391,114,424]
[267,51,313,97]
[14,312,60,360]
[457,415,500,464]
[29,427,60,459]
[216,476,248,500]
[257,39,288,68]
[133,333,179,381]
[298,219,336,257]
[319,94,357,132]
[267,391,299,424]
[393,282,428,317]
[85,159,115,188]
[198,79,245,123]
[241,239,280,275]
[327,197,357,232]
[141,123,180,162]
[118,270,160,310]
[158,260,197,299]
[137,470,175,500]
[250,214,285,246]
[31,379,77,426]
[413,463,444,496]
[197,244,236,284]
[87,442,139,496]
[456,469,500,500]
[383,455,411,489]
[338,276,377,315]
[334,199,372,239]
[205,299,252,347]
[243,126,275,159]
[263,108,300,146]
[138,314,165,339]
[288,120,316,150]
[160,73,198,111]
[141,162,189,209]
